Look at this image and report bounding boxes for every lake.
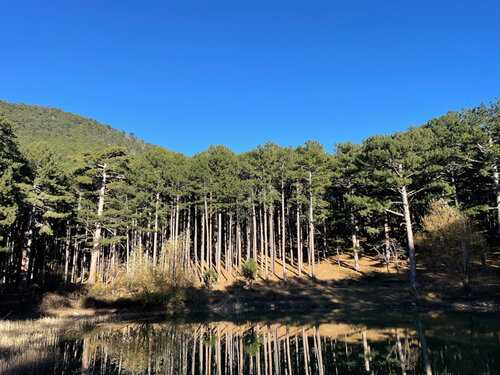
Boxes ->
[1,311,499,374]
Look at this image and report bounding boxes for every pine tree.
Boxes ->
[360,128,442,290]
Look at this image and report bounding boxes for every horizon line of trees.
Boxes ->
[1,100,499,290]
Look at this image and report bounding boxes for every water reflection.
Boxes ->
[1,314,499,374]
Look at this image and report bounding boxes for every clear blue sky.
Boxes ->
[2,1,499,155]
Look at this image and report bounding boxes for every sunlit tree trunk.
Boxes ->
[281,182,287,279]
[493,164,500,236]
[297,203,303,276]
[217,211,222,273]
[308,171,315,278]
[89,163,107,284]
[269,205,275,274]
[351,213,360,271]
[401,185,417,290]
[263,201,269,278]
[384,214,391,272]
[153,192,160,264]
[252,202,257,260]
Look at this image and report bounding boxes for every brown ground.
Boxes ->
[3,250,500,319]
[212,253,399,290]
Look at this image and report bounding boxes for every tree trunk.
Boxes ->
[194,205,198,265]
[351,213,360,271]
[204,195,211,268]
[236,213,242,267]
[64,224,71,282]
[281,182,287,279]
[201,211,206,268]
[174,195,180,251]
[217,211,222,273]
[263,201,269,278]
[297,203,302,276]
[228,213,233,270]
[269,205,275,274]
[89,163,107,284]
[153,192,160,264]
[252,202,257,260]
[494,164,500,236]
[308,171,315,278]
[401,185,417,290]
[384,214,391,272]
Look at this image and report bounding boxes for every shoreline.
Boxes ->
[3,283,499,323]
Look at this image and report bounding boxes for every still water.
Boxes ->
[1,312,499,374]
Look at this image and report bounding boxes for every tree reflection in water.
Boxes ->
[1,314,500,374]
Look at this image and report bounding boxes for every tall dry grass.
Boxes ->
[90,233,197,307]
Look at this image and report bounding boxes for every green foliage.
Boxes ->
[203,269,218,289]
[0,100,150,163]
[2,97,500,293]
[0,117,29,248]
[243,330,261,356]
[241,259,258,283]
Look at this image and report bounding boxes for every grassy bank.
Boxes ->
[2,251,499,320]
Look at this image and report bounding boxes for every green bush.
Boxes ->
[203,269,218,289]
[242,259,258,286]
[243,330,261,356]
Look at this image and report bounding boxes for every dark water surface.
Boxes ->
[1,312,499,374]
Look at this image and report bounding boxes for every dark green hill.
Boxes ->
[0,100,151,158]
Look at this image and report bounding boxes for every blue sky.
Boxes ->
[2,1,499,155]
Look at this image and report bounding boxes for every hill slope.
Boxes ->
[0,100,151,157]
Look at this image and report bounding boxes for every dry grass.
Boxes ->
[0,316,110,373]
[89,234,197,308]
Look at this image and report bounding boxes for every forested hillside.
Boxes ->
[1,99,499,302]
[0,101,150,158]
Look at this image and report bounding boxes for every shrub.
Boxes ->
[203,269,218,290]
[416,199,486,290]
[243,330,261,356]
[241,259,258,287]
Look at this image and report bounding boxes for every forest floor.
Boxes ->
[2,251,500,320]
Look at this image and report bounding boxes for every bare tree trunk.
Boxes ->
[174,195,180,251]
[401,185,417,290]
[71,232,79,283]
[194,205,198,265]
[228,213,233,270]
[297,203,302,276]
[89,163,107,284]
[252,202,257,260]
[259,205,264,271]
[494,164,500,236]
[217,211,222,273]
[245,215,251,261]
[308,171,315,278]
[384,214,391,272]
[269,205,275,274]
[281,182,287,279]
[263,201,269,278]
[201,212,205,268]
[64,224,71,282]
[153,192,160,264]
[351,213,360,271]
[236,213,242,267]
[204,195,211,268]
[126,226,130,272]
